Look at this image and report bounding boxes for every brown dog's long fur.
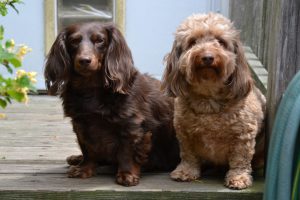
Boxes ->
[162,13,266,189]
[44,22,179,186]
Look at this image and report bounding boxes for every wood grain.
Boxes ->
[230,0,300,164]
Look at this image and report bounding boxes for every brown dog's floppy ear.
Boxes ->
[161,40,188,97]
[228,39,253,100]
[44,31,70,95]
[104,24,137,94]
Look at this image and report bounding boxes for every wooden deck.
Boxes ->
[0,96,264,199]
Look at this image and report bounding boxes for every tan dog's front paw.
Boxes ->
[67,165,95,178]
[225,170,253,189]
[170,163,200,182]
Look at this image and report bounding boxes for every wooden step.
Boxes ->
[0,163,263,200]
[0,96,264,199]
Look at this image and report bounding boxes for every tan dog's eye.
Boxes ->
[217,38,227,48]
[187,38,196,48]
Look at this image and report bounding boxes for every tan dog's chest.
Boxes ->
[174,94,262,165]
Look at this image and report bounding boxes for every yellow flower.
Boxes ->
[10,39,15,48]
[27,72,37,83]
[22,94,29,104]
[0,113,6,120]
[16,69,26,78]
[16,70,37,83]
[16,87,29,103]
[28,72,37,78]
[16,45,32,60]
[17,87,29,94]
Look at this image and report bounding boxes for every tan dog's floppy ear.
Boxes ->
[227,39,253,100]
[162,41,188,97]
[44,31,71,95]
[103,24,137,94]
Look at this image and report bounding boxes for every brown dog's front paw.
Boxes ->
[67,165,95,179]
[225,171,253,189]
[66,155,83,166]
[116,172,140,186]
[170,164,200,182]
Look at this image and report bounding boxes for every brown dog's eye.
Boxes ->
[94,38,104,46]
[91,34,105,47]
[69,37,82,48]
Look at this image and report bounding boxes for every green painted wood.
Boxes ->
[264,71,300,200]
[0,191,263,200]
[0,173,263,199]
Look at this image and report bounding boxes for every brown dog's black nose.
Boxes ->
[79,57,92,66]
[202,55,214,65]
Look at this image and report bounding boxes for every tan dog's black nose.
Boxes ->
[202,55,214,65]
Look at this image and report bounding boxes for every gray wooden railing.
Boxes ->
[230,0,300,143]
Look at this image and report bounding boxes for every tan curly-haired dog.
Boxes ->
[162,13,266,189]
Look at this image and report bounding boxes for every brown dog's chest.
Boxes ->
[73,117,121,163]
[63,87,127,118]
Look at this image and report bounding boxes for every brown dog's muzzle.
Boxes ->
[74,46,101,75]
[78,56,92,66]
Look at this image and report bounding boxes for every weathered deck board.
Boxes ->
[0,96,264,199]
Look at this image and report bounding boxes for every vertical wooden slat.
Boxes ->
[44,0,56,55]
[115,0,126,35]
[265,0,300,143]
[229,0,265,63]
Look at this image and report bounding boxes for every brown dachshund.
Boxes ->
[44,22,179,186]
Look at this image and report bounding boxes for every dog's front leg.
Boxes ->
[170,130,201,182]
[67,128,97,178]
[116,138,141,186]
[66,154,83,166]
[225,140,255,189]
[67,156,97,179]
[66,138,85,166]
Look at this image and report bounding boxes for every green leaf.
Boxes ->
[0,50,15,61]
[7,90,24,102]
[0,6,8,17]
[1,61,13,74]
[0,74,4,82]
[8,57,21,67]
[5,96,11,104]
[4,64,13,74]
[0,98,7,108]
[8,2,19,14]
[4,77,13,87]
[5,39,13,48]
[0,0,23,16]
[0,26,4,40]
[0,52,22,69]
[17,75,30,87]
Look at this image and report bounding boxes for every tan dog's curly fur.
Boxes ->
[162,13,266,189]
